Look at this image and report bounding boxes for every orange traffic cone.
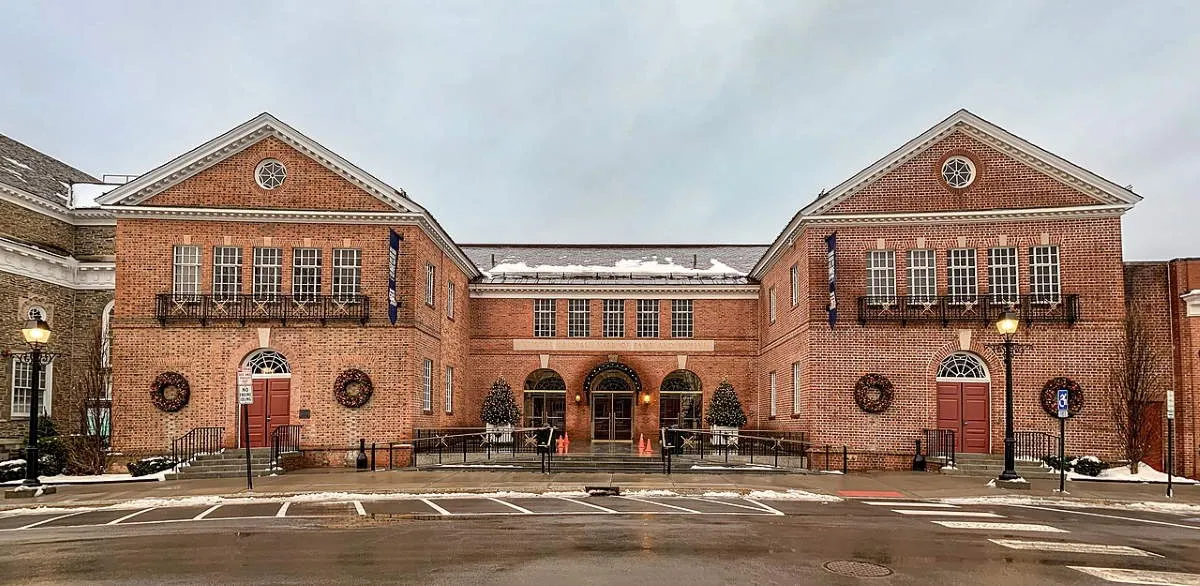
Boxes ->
[638,434,647,456]
[563,432,570,454]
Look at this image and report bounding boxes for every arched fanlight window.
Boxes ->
[936,352,989,381]
[243,349,290,375]
[524,369,566,391]
[660,370,701,393]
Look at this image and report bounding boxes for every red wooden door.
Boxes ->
[936,382,990,454]
[247,380,268,448]
[246,379,290,448]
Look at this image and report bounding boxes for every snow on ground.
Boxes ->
[0,470,169,487]
[744,489,841,502]
[690,464,777,471]
[435,464,523,469]
[940,495,1200,515]
[485,258,745,277]
[1068,463,1198,485]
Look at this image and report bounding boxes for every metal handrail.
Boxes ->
[410,426,557,470]
[921,428,956,466]
[661,427,846,474]
[270,425,302,466]
[155,293,370,326]
[171,426,224,467]
[857,294,1080,326]
[1014,430,1059,462]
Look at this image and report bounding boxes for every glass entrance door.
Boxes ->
[592,393,633,441]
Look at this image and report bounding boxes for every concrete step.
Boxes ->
[166,470,281,480]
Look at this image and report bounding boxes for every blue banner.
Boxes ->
[388,229,400,325]
[826,232,837,328]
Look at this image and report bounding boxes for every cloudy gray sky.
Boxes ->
[1,1,1196,260]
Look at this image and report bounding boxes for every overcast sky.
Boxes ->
[1,1,1196,260]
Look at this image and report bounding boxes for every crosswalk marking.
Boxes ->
[18,511,88,530]
[193,505,221,520]
[698,498,781,514]
[989,540,1162,558]
[1068,566,1200,585]
[420,498,453,516]
[931,521,1067,533]
[489,498,534,514]
[742,499,786,516]
[107,508,154,525]
[352,501,366,516]
[275,502,290,518]
[618,496,701,514]
[892,510,1003,518]
[556,497,617,513]
[863,501,958,508]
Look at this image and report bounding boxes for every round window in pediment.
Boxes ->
[940,155,976,189]
[255,159,287,190]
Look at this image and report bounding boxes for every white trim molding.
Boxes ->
[0,238,115,290]
[0,183,115,226]
[512,339,716,353]
[470,283,760,299]
[1182,290,1200,317]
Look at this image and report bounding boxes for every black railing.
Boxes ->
[411,427,557,471]
[857,294,1080,327]
[660,427,846,474]
[270,425,302,466]
[155,293,370,326]
[922,428,956,467]
[171,426,224,466]
[1014,430,1059,463]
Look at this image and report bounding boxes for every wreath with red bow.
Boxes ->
[151,372,190,412]
[334,368,373,408]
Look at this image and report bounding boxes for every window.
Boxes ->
[447,282,456,319]
[671,299,693,338]
[769,371,777,417]
[26,306,46,321]
[659,370,702,430]
[988,247,1019,303]
[332,249,361,301]
[1030,245,1061,303]
[865,250,896,303]
[172,245,200,300]
[422,359,433,412]
[10,356,51,417]
[907,250,936,303]
[947,249,977,303]
[603,299,625,338]
[424,264,436,307]
[292,248,322,301]
[790,264,799,307]
[534,299,556,337]
[568,299,589,337]
[524,392,566,430]
[941,156,976,188]
[637,299,659,338]
[444,366,454,413]
[252,247,283,300]
[791,361,801,415]
[937,353,988,380]
[768,287,777,323]
[255,159,287,189]
[212,246,242,301]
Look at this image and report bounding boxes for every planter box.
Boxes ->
[710,425,739,447]
[485,423,514,445]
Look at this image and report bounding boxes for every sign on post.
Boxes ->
[237,368,253,405]
[1167,390,1175,420]
[1056,388,1070,419]
[1056,388,1069,493]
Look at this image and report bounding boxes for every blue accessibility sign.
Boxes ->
[1056,388,1070,419]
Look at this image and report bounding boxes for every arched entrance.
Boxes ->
[242,349,291,448]
[659,369,702,430]
[935,352,991,454]
[523,369,566,430]
[583,362,641,442]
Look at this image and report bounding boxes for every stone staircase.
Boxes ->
[165,448,283,480]
[940,453,1060,479]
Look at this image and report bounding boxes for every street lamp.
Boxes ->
[994,311,1020,482]
[19,318,51,488]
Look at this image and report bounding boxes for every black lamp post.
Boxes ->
[994,311,1021,482]
[19,318,52,488]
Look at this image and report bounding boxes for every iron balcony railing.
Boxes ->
[857,294,1080,327]
[156,293,370,326]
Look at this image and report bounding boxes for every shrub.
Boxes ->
[1042,455,1074,472]
[0,459,25,482]
[127,456,177,477]
[1072,456,1109,477]
[37,436,68,476]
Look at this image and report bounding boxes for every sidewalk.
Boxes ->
[3,469,1198,510]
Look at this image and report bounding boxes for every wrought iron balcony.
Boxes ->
[856,294,1080,327]
[155,293,369,326]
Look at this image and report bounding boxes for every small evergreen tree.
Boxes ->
[705,380,747,427]
[480,378,521,426]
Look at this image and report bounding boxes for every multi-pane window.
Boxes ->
[792,361,802,415]
[947,249,978,303]
[671,299,693,338]
[421,359,433,412]
[292,248,322,301]
[768,287,777,323]
[172,245,200,300]
[534,299,556,337]
[444,366,454,413]
[1030,245,1061,303]
[988,247,1019,303]
[790,264,799,307]
[906,250,936,303]
[424,264,436,306]
[637,299,659,338]
[252,247,283,300]
[212,246,242,301]
[568,299,589,337]
[332,248,361,301]
[10,357,51,417]
[769,371,777,417]
[866,250,897,303]
[447,282,456,319]
[604,299,625,338]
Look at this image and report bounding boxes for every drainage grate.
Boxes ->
[822,560,893,578]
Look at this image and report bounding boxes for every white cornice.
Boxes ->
[1182,290,1200,317]
[0,239,114,290]
[470,283,760,299]
[0,183,114,226]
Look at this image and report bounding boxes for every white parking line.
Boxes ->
[696,498,781,514]
[932,521,1067,533]
[1068,566,1200,585]
[864,501,958,508]
[744,499,786,516]
[107,508,154,525]
[18,511,88,530]
[489,498,534,514]
[276,502,290,518]
[618,496,701,514]
[557,497,617,514]
[1009,504,1200,531]
[893,510,1003,518]
[193,505,221,520]
[989,540,1162,558]
[420,498,453,516]
[353,501,366,516]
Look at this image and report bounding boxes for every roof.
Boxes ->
[0,134,98,205]
[462,244,769,285]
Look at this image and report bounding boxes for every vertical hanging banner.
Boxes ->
[826,232,837,328]
[387,229,400,325]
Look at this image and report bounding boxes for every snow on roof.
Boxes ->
[69,182,121,209]
[462,244,768,284]
[486,257,745,277]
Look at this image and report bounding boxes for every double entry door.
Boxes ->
[245,379,291,448]
[592,393,633,441]
[936,382,990,454]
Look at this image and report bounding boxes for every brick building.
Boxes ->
[1,108,1185,474]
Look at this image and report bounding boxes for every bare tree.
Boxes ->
[1108,306,1166,474]
[55,324,110,475]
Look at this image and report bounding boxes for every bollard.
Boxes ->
[355,439,368,471]
[842,446,848,475]
[370,442,376,471]
[912,439,927,471]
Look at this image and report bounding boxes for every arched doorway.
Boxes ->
[660,370,702,430]
[583,362,641,442]
[242,349,291,448]
[935,352,990,454]
[523,369,566,430]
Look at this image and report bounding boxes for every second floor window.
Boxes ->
[790,264,799,307]
[637,299,659,338]
[568,299,589,337]
[769,371,777,417]
[172,245,200,299]
[292,248,322,301]
[212,246,242,300]
[792,361,802,415]
[866,250,896,303]
[332,248,361,300]
[445,366,454,413]
[947,248,977,303]
[671,299,693,338]
[768,287,777,323]
[534,299,556,337]
[253,247,282,300]
[1030,245,1061,303]
[424,265,436,306]
[604,299,625,338]
[988,247,1019,303]
[422,359,433,412]
[907,250,936,303]
[447,282,455,319]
